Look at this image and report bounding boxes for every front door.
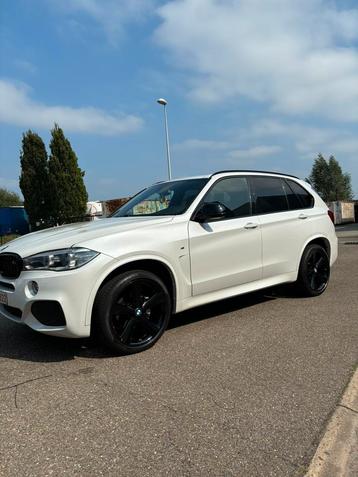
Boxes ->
[188,176,262,296]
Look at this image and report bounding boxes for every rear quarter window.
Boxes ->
[286,180,314,209]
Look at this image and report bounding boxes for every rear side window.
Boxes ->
[286,180,314,209]
[282,181,302,210]
[251,176,288,214]
[204,176,251,218]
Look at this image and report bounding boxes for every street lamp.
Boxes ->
[156,98,172,180]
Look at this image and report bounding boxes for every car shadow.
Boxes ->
[169,289,275,329]
[0,285,298,364]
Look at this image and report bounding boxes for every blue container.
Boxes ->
[0,207,30,236]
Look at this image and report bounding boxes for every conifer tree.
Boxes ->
[19,130,50,228]
[327,156,353,201]
[48,124,88,224]
[309,154,353,202]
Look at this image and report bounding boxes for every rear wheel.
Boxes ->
[93,270,171,354]
[296,244,330,297]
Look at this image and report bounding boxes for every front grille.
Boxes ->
[0,253,23,279]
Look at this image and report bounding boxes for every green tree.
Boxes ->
[48,124,88,224]
[19,130,50,228]
[328,156,353,201]
[309,154,353,202]
[0,187,22,207]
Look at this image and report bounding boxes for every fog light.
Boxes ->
[28,281,39,296]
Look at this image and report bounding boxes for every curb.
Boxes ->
[306,368,358,477]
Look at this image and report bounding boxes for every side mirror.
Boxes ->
[194,202,228,223]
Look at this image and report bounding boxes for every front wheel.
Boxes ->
[295,244,330,297]
[93,270,171,354]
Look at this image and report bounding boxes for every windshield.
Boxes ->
[113,178,209,217]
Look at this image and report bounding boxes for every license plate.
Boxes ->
[0,291,8,305]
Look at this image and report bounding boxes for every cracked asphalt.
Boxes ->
[0,241,357,477]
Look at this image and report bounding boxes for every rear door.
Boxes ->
[249,176,314,278]
[188,176,262,296]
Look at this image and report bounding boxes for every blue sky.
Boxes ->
[1,0,358,200]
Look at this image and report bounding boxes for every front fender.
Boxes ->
[84,253,183,326]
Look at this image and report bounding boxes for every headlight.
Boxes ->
[23,248,99,272]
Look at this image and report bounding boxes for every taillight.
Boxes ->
[327,209,335,224]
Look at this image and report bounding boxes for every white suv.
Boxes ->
[0,171,337,354]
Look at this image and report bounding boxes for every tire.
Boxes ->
[295,244,330,297]
[92,270,171,354]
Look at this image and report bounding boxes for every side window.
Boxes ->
[203,177,251,218]
[286,180,314,209]
[251,176,288,214]
[282,181,302,210]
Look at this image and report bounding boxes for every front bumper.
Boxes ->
[0,253,113,338]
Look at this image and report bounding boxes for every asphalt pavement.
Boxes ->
[0,239,357,477]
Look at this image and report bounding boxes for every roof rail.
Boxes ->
[210,170,299,179]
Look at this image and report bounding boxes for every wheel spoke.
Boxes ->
[112,302,133,318]
[316,270,328,283]
[309,251,316,265]
[120,318,136,343]
[315,256,324,268]
[142,292,166,312]
[307,256,315,271]
[141,319,161,335]
[128,283,144,307]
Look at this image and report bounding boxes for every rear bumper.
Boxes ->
[330,234,338,267]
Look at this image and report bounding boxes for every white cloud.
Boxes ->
[242,117,358,158]
[155,0,358,121]
[229,145,282,160]
[173,137,282,161]
[52,0,156,44]
[0,80,143,135]
[174,138,230,151]
[244,119,336,151]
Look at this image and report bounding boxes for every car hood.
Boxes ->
[0,216,174,258]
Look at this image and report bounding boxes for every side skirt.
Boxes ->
[175,272,297,313]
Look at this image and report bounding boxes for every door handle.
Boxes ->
[244,222,258,229]
[298,213,308,220]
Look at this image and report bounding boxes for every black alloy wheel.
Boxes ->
[93,270,171,354]
[296,244,330,297]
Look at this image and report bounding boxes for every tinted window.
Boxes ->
[203,177,251,218]
[251,176,288,214]
[286,180,314,209]
[282,181,302,210]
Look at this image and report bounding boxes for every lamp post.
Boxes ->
[156,98,172,180]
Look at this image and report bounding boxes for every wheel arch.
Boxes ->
[89,258,177,326]
[297,235,331,272]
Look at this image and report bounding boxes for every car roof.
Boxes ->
[210,170,299,179]
[154,170,301,186]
